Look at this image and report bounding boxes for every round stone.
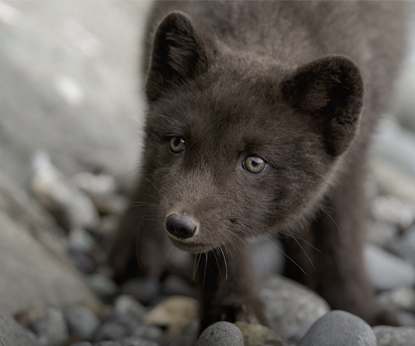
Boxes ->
[297,310,376,346]
[195,321,244,346]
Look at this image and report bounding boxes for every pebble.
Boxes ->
[93,342,121,346]
[371,195,415,230]
[64,305,100,340]
[120,337,160,346]
[144,296,198,340]
[364,244,415,291]
[377,286,415,313]
[161,275,196,298]
[260,275,330,344]
[397,311,415,327]
[120,278,161,306]
[93,321,129,342]
[370,118,415,178]
[68,228,97,254]
[67,247,95,274]
[366,219,398,250]
[35,307,69,346]
[87,274,119,300]
[297,310,377,346]
[374,326,415,346]
[195,321,244,346]
[70,342,92,346]
[234,321,284,346]
[114,295,147,323]
[131,324,167,346]
[397,226,415,266]
[31,151,99,231]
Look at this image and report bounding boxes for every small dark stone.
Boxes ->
[120,278,161,306]
[70,342,93,346]
[161,275,196,298]
[67,248,95,274]
[64,305,100,339]
[132,324,167,346]
[120,337,160,346]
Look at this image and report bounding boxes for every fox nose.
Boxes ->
[165,213,198,239]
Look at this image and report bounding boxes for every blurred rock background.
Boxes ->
[1,1,415,346]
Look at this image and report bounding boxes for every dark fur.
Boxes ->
[109,0,406,332]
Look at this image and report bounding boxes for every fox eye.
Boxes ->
[243,156,267,173]
[170,136,185,153]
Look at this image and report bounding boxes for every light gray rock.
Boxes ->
[364,244,415,291]
[64,305,100,340]
[369,158,415,206]
[374,326,415,346]
[377,287,415,313]
[0,1,151,191]
[370,195,415,230]
[36,307,69,346]
[370,118,415,178]
[366,220,398,250]
[0,174,100,315]
[195,322,244,346]
[0,310,41,346]
[298,310,376,346]
[32,151,100,232]
[397,311,415,327]
[260,275,330,344]
[397,226,415,267]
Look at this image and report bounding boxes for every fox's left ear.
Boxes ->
[146,11,214,102]
[281,55,364,156]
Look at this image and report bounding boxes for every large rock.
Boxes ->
[0,1,153,191]
[0,173,100,315]
[0,310,41,346]
[260,275,330,344]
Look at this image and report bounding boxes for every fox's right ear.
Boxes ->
[146,12,213,102]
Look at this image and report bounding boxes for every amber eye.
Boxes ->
[243,156,267,173]
[170,136,185,153]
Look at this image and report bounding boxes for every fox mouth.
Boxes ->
[169,237,216,254]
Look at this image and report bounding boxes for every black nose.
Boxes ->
[165,213,197,239]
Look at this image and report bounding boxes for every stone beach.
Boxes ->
[1,1,415,345]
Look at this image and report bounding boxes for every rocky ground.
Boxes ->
[1,1,415,346]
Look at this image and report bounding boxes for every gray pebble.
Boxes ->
[121,337,160,346]
[297,310,376,346]
[70,342,93,346]
[94,322,129,341]
[364,244,415,291]
[36,307,69,346]
[132,324,167,346]
[260,275,330,344]
[195,321,244,346]
[397,311,415,327]
[87,274,118,299]
[64,305,100,339]
[161,275,196,298]
[397,226,415,267]
[377,286,415,313]
[374,326,415,346]
[114,295,147,322]
[248,236,285,277]
[120,278,161,306]
[93,342,122,346]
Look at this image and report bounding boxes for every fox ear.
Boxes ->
[281,55,364,156]
[146,11,211,102]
